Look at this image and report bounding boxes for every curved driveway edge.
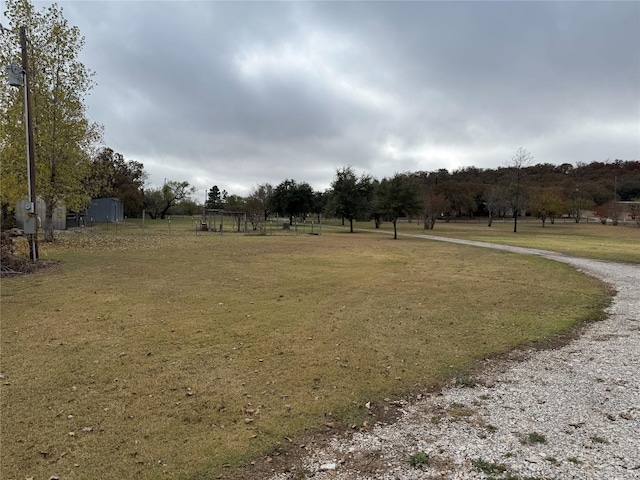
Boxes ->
[268,232,640,480]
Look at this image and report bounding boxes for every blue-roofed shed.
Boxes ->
[87,197,123,223]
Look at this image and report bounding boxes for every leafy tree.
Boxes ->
[86,147,146,216]
[225,194,246,212]
[529,189,566,227]
[205,185,228,209]
[270,179,314,224]
[141,188,163,219]
[172,198,201,216]
[246,183,273,220]
[330,166,374,232]
[441,182,478,218]
[369,179,383,228]
[376,173,422,239]
[1,0,102,241]
[245,183,273,230]
[144,180,195,219]
[311,190,328,223]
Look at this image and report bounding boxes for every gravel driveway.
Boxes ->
[268,236,640,480]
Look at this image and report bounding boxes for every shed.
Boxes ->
[16,197,66,231]
[88,197,124,223]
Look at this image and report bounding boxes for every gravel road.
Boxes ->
[268,236,640,480]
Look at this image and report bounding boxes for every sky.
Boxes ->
[10,1,640,198]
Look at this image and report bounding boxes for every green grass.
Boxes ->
[0,225,613,479]
[472,458,507,475]
[520,432,547,445]
[409,451,429,467]
[454,376,477,388]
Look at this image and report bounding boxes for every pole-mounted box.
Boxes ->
[5,64,24,87]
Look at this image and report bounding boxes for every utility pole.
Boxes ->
[20,26,38,260]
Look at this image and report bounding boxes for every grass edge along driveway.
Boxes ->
[0,230,612,479]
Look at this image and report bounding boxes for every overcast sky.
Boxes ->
[18,1,640,198]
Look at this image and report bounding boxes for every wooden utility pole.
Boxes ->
[20,26,38,260]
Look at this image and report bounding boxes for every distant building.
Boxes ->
[87,197,124,223]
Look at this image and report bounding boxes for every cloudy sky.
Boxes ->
[18,1,640,197]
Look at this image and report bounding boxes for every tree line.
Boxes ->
[1,0,639,242]
[152,150,639,237]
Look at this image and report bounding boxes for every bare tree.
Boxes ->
[567,197,595,223]
[421,191,449,230]
[508,147,533,233]
[485,185,509,227]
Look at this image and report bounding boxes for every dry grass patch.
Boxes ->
[341,218,640,264]
[1,230,610,479]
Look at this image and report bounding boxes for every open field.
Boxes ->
[334,217,640,264]
[1,223,614,479]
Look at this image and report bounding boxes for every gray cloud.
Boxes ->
[35,0,640,195]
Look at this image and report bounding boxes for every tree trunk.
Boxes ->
[393,219,398,239]
[44,199,55,242]
[349,218,354,233]
[160,203,173,219]
[487,212,493,227]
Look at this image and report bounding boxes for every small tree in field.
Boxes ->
[508,147,533,233]
[485,185,509,227]
[421,191,449,230]
[567,197,595,223]
[529,190,566,227]
[595,201,621,226]
[270,179,314,224]
[376,173,422,239]
[330,166,374,233]
[246,183,273,221]
[144,180,195,219]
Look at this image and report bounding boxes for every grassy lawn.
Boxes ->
[339,217,640,264]
[1,221,613,479]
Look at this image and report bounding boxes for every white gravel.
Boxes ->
[269,238,640,480]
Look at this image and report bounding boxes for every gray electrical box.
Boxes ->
[23,214,36,234]
[5,64,23,87]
